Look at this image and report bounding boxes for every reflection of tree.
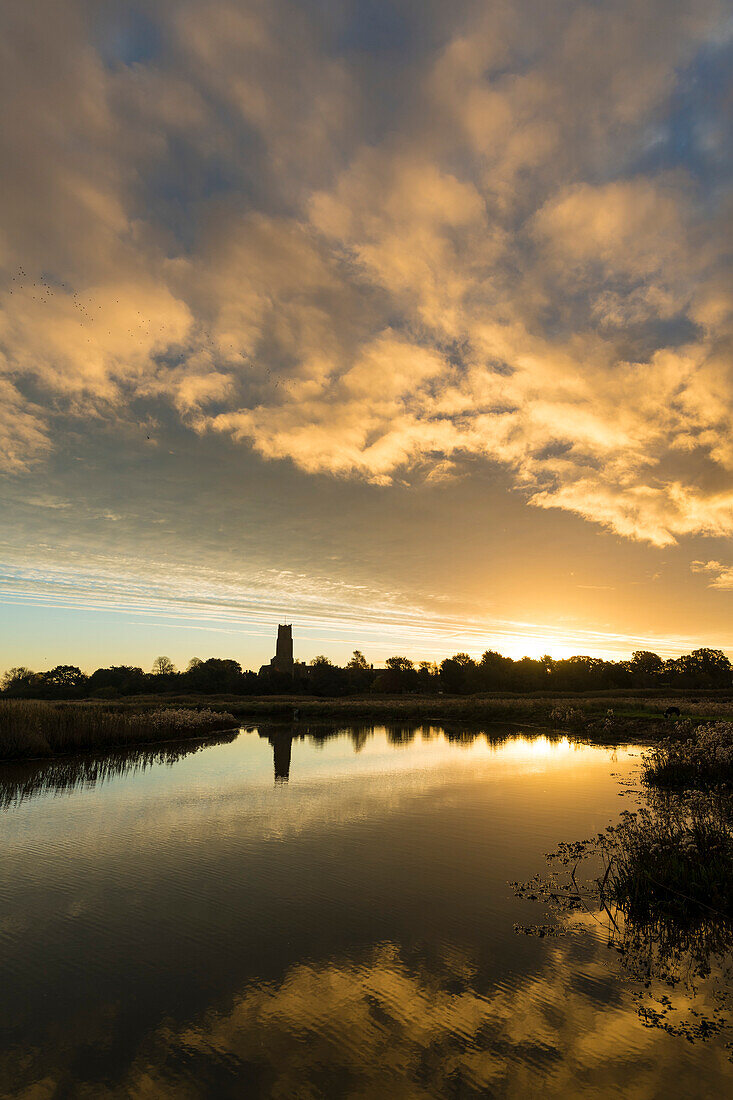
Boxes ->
[619,914,733,1042]
[255,721,566,783]
[385,723,417,746]
[0,731,238,809]
[1,720,573,805]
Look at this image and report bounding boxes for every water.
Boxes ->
[1,724,731,1098]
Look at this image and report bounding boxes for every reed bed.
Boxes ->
[600,798,733,926]
[3,692,728,760]
[642,722,733,789]
[152,693,717,723]
[0,700,237,760]
[646,697,733,717]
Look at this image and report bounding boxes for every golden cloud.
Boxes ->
[691,560,733,590]
[0,0,731,548]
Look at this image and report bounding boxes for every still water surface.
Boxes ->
[1,724,732,1098]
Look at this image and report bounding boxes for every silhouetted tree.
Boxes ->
[307,656,349,696]
[1,667,38,696]
[630,650,664,687]
[440,653,476,694]
[88,665,146,696]
[417,661,439,693]
[37,665,88,698]
[477,650,513,691]
[669,648,732,688]
[346,650,373,693]
[385,656,415,673]
[373,657,418,693]
[152,656,176,676]
[183,658,243,693]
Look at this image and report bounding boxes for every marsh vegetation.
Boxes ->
[515,726,733,1050]
[0,700,237,760]
[3,692,733,761]
[642,722,733,789]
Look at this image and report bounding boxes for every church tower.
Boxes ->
[270,623,294,674]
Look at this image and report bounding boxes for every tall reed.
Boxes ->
[0,700,237,760]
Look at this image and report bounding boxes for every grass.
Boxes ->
[602,798,733,926]
[83,690,733,725]
[3,690,731,762]
[0,700,238,760]
[642,723,733,789]
[515,791,733,1045]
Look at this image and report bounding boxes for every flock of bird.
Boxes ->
[5,265,286,389]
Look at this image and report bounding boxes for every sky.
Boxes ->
[1,0,732,673]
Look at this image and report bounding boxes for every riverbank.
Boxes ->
[71,689,733,721]
[0,691,727,760]
[0,700,237,760]
[513,718,733,1047]
[642,721,733,789]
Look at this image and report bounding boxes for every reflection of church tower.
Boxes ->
[271,734,292,784]
[270,624,294,674]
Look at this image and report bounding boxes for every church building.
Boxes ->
[269,623,294,674]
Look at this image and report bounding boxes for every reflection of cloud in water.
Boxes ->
[0,725,543,812]
[25,941,729,1099]
[0,724,604,821]
[123,729,621,850]
[0,728,634,872]
[1,729,731,1097]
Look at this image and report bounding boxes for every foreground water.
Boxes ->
[1,724,731,1098]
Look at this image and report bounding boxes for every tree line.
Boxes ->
[2,647,731,699]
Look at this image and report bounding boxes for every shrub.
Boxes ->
[548,706,586,726]
[602,799,733,926]
[643,722,733,789]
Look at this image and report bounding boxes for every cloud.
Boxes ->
[0,380,51,473]
[1,277,193,406]
[0,0,731,546]
[531,178,697,299]
[2,550,727,664]
[691,560,733,590]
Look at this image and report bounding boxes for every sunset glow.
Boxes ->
[1,0,731,670]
